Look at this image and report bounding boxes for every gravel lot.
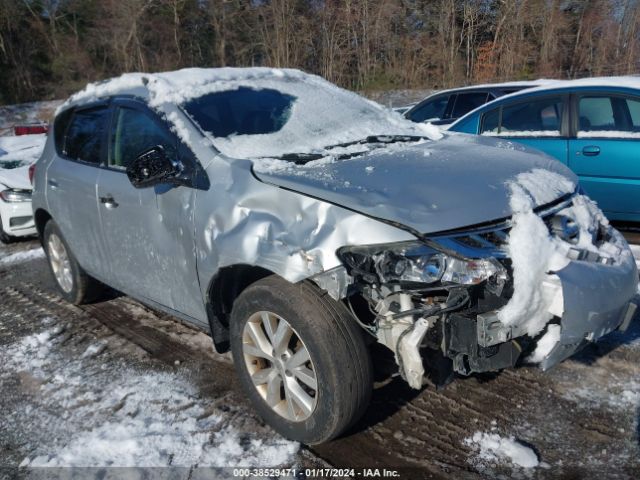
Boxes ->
[1,237,639,479]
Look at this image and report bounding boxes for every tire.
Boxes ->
[230,275,373,445]
[0,214,13,244]
[43,220,102,304]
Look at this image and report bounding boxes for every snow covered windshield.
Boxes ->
[173,70,440,159]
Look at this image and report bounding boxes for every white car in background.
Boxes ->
[0,134,46,243]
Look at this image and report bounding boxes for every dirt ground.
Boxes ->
[0,237,639,480]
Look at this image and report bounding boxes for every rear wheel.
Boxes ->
[43,220,102,304]
[230,275,373,444]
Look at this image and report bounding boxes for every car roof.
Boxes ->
[57,67,315,113]
[449,75,640,127]
[417,79,557,99]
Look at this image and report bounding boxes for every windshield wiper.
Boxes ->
[278,153,326,164]
[360,134,428,144]
[264,135,429,165]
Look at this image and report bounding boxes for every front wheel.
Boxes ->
[230,276,373,445]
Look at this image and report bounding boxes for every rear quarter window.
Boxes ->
[53,108,74,155]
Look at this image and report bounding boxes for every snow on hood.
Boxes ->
[253,133,577,234]
[60,68,442,159]
[0,134,45,189]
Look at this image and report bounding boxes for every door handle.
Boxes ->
[581,145,601,156]
[48,179,59,189]
[99,195,119,209]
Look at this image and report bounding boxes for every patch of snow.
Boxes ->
[528,324,562,363]
[483,130,562,137]
[510,168,575,207]
[81,341,107,359]
[577,130,640,139]
[563,377,640,410]
[5,320,300,468]
[465,432,539,469]
[0,248,45,266]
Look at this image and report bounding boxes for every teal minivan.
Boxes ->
[449,77,640,223]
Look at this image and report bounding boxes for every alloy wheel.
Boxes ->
[242,311,318,422]
[47,233,73,293]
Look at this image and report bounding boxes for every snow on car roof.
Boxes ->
[499,75,640,95]
[61,68,443,159]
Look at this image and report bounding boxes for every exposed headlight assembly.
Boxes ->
[0,189,32,203]
[338,241,505,286]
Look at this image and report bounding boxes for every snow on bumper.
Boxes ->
[537,246,638,371]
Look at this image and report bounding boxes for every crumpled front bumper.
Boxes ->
[538,251,639,370]
[471,236,639,374]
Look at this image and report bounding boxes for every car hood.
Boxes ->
[0,164,31,191]
[252,134,578,234]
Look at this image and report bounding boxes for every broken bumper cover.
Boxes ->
[538,255,638,371]
[459,245,638,375]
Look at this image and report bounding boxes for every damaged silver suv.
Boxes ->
[32,68,638,444]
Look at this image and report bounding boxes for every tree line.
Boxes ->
[1,0,639,105]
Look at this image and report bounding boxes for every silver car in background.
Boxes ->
[31,68,638,444]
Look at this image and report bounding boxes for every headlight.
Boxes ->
[0,189,32,203]
[338,241,504,286]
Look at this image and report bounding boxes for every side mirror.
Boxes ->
[126,146,183,189]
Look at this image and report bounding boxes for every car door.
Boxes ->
[45,103,112,279]
[567,91,640,220]
[96,99,206,321]
[479,94,570,165]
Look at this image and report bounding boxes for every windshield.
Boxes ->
[178,73,438,159]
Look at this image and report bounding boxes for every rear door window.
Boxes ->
[480,96,564,137]
[64,107,110,164]
[450,92,489,118]
[110,107,177,169]
[406,95,451,123]
[578,95,640,137]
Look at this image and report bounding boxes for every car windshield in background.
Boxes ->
[0,160,26,170]
[183,87,296,138]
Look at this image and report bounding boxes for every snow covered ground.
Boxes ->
[10,319,297,468]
